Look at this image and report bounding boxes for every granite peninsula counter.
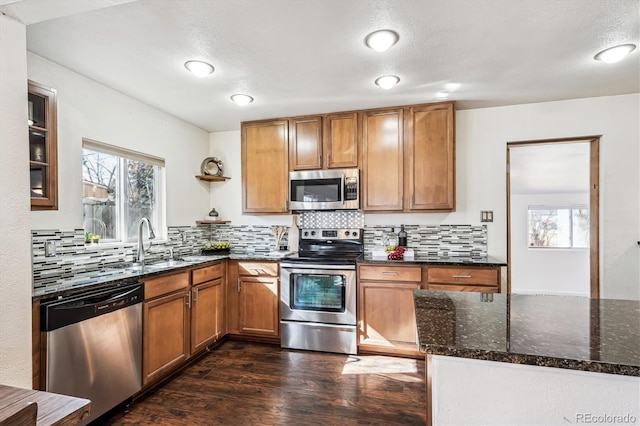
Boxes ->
[413,290,640,425]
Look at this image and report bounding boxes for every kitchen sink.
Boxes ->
[146,260,189,269]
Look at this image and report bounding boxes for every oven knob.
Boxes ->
[352,231,358,237]
[311,231,316,236]
[344,231,349,236]
[303,231,309,237]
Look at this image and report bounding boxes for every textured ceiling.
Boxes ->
[4,0,639,132]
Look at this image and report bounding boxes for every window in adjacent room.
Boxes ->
[82,138,165,243]
[527,206,589,248]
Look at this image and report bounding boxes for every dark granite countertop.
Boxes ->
[32,252,287,300]
[360,254,507,266]
[413,290,640,376]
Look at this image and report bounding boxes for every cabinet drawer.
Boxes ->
[238,262,278,277]
[144,271,190,300]
[192,262,225,284]
[428,283,498,293]
[359,265,422,282]
[427,267,498,286]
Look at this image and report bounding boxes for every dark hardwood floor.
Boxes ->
[101,341,426,425]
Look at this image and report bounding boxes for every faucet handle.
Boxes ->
[166,247,174,260]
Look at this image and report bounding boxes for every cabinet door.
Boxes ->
[358,281,421,356]
[239,276,279,337]
[241,120,289,213]
[190,278,224,354]
[226,261,240,334]
[28,81,58,211]
[405,102,455,211]
[362,108,404,211]
[324,112,358,169]
[289,116,322,170]
[143,290,189,386]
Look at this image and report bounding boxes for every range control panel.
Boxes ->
[300,228,361,240]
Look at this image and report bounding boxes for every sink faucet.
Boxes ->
[166,247,174,261]
[135,217,156,265]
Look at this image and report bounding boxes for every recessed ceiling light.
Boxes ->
[230,94,254,106]
[184,60,215,77]
[445,82,461,91]
[436,91,450,99]
[364,30,399,52]
[375,75,400,89]
[594,44,636,63]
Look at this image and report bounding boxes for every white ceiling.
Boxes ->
[509,142,591,195]
[3,0,639,132]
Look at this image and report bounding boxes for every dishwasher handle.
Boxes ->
[41,282,144,332]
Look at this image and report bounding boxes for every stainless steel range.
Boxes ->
[280,228,363,355]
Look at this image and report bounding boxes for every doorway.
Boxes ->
[507,136,600,298]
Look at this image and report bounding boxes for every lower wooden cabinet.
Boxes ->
[357,263,501,357]
[190,278,224,354]
[226,260,279,339]
[143,274,190,386]
[426,266,500,293]
[357,265,423,357]
[142,262,226,387]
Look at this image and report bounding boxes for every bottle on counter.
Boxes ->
[398,224,407,247]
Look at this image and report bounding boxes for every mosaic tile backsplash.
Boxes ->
[31,225,289,293]
[363,225,487,258]
[31,222,487,293]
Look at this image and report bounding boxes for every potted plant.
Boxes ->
[84,232,92,244]
[91,234,100,244]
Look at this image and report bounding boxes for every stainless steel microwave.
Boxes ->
[289,169,359,211]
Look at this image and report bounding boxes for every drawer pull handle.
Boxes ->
[453,274,472,278]
[382,272,398,276]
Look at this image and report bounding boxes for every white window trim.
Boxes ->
[82,138,167,243]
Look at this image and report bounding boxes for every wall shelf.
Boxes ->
[196,220,231,225]
[196,175,230,182]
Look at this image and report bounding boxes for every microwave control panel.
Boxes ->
[345,177,358,201]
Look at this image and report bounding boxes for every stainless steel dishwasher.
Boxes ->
[41,281,143,425]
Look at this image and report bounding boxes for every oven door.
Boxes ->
[280,264,356,325]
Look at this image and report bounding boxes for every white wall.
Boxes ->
[0,14,33,387]
[27,53,211,230]
[511,193,590,296]
[431,356,640,425]
[211,94,640,300]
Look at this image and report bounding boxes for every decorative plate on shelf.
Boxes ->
[200,157,224,176]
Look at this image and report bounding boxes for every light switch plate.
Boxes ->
[481,210,494,222]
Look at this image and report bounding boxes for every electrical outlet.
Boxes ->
[481,211,494,222]
[181,232,187,244]
[45,241,57,257]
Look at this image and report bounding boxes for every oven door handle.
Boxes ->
[280,263,356,271]
[341,175,345,204]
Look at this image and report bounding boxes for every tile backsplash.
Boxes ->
[31,225,289,293]
[363,225,487,257]
[31,222,486,293]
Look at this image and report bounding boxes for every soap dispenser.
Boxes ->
[398,224,407,247]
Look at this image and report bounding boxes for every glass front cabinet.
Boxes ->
[28,80,58,210]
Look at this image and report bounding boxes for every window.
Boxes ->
[82,139,165,243]
[528,206,589,248]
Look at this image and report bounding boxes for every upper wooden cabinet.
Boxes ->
[405,102,455,211]
[289,112,358,170]
[323,112,358,169]
[289,116,322,170]
[241,120,289,213]
[28,80,58,211]
[362,101,455,213]
[362,108,404,211]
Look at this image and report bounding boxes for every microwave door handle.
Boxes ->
[341,175,345,204]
